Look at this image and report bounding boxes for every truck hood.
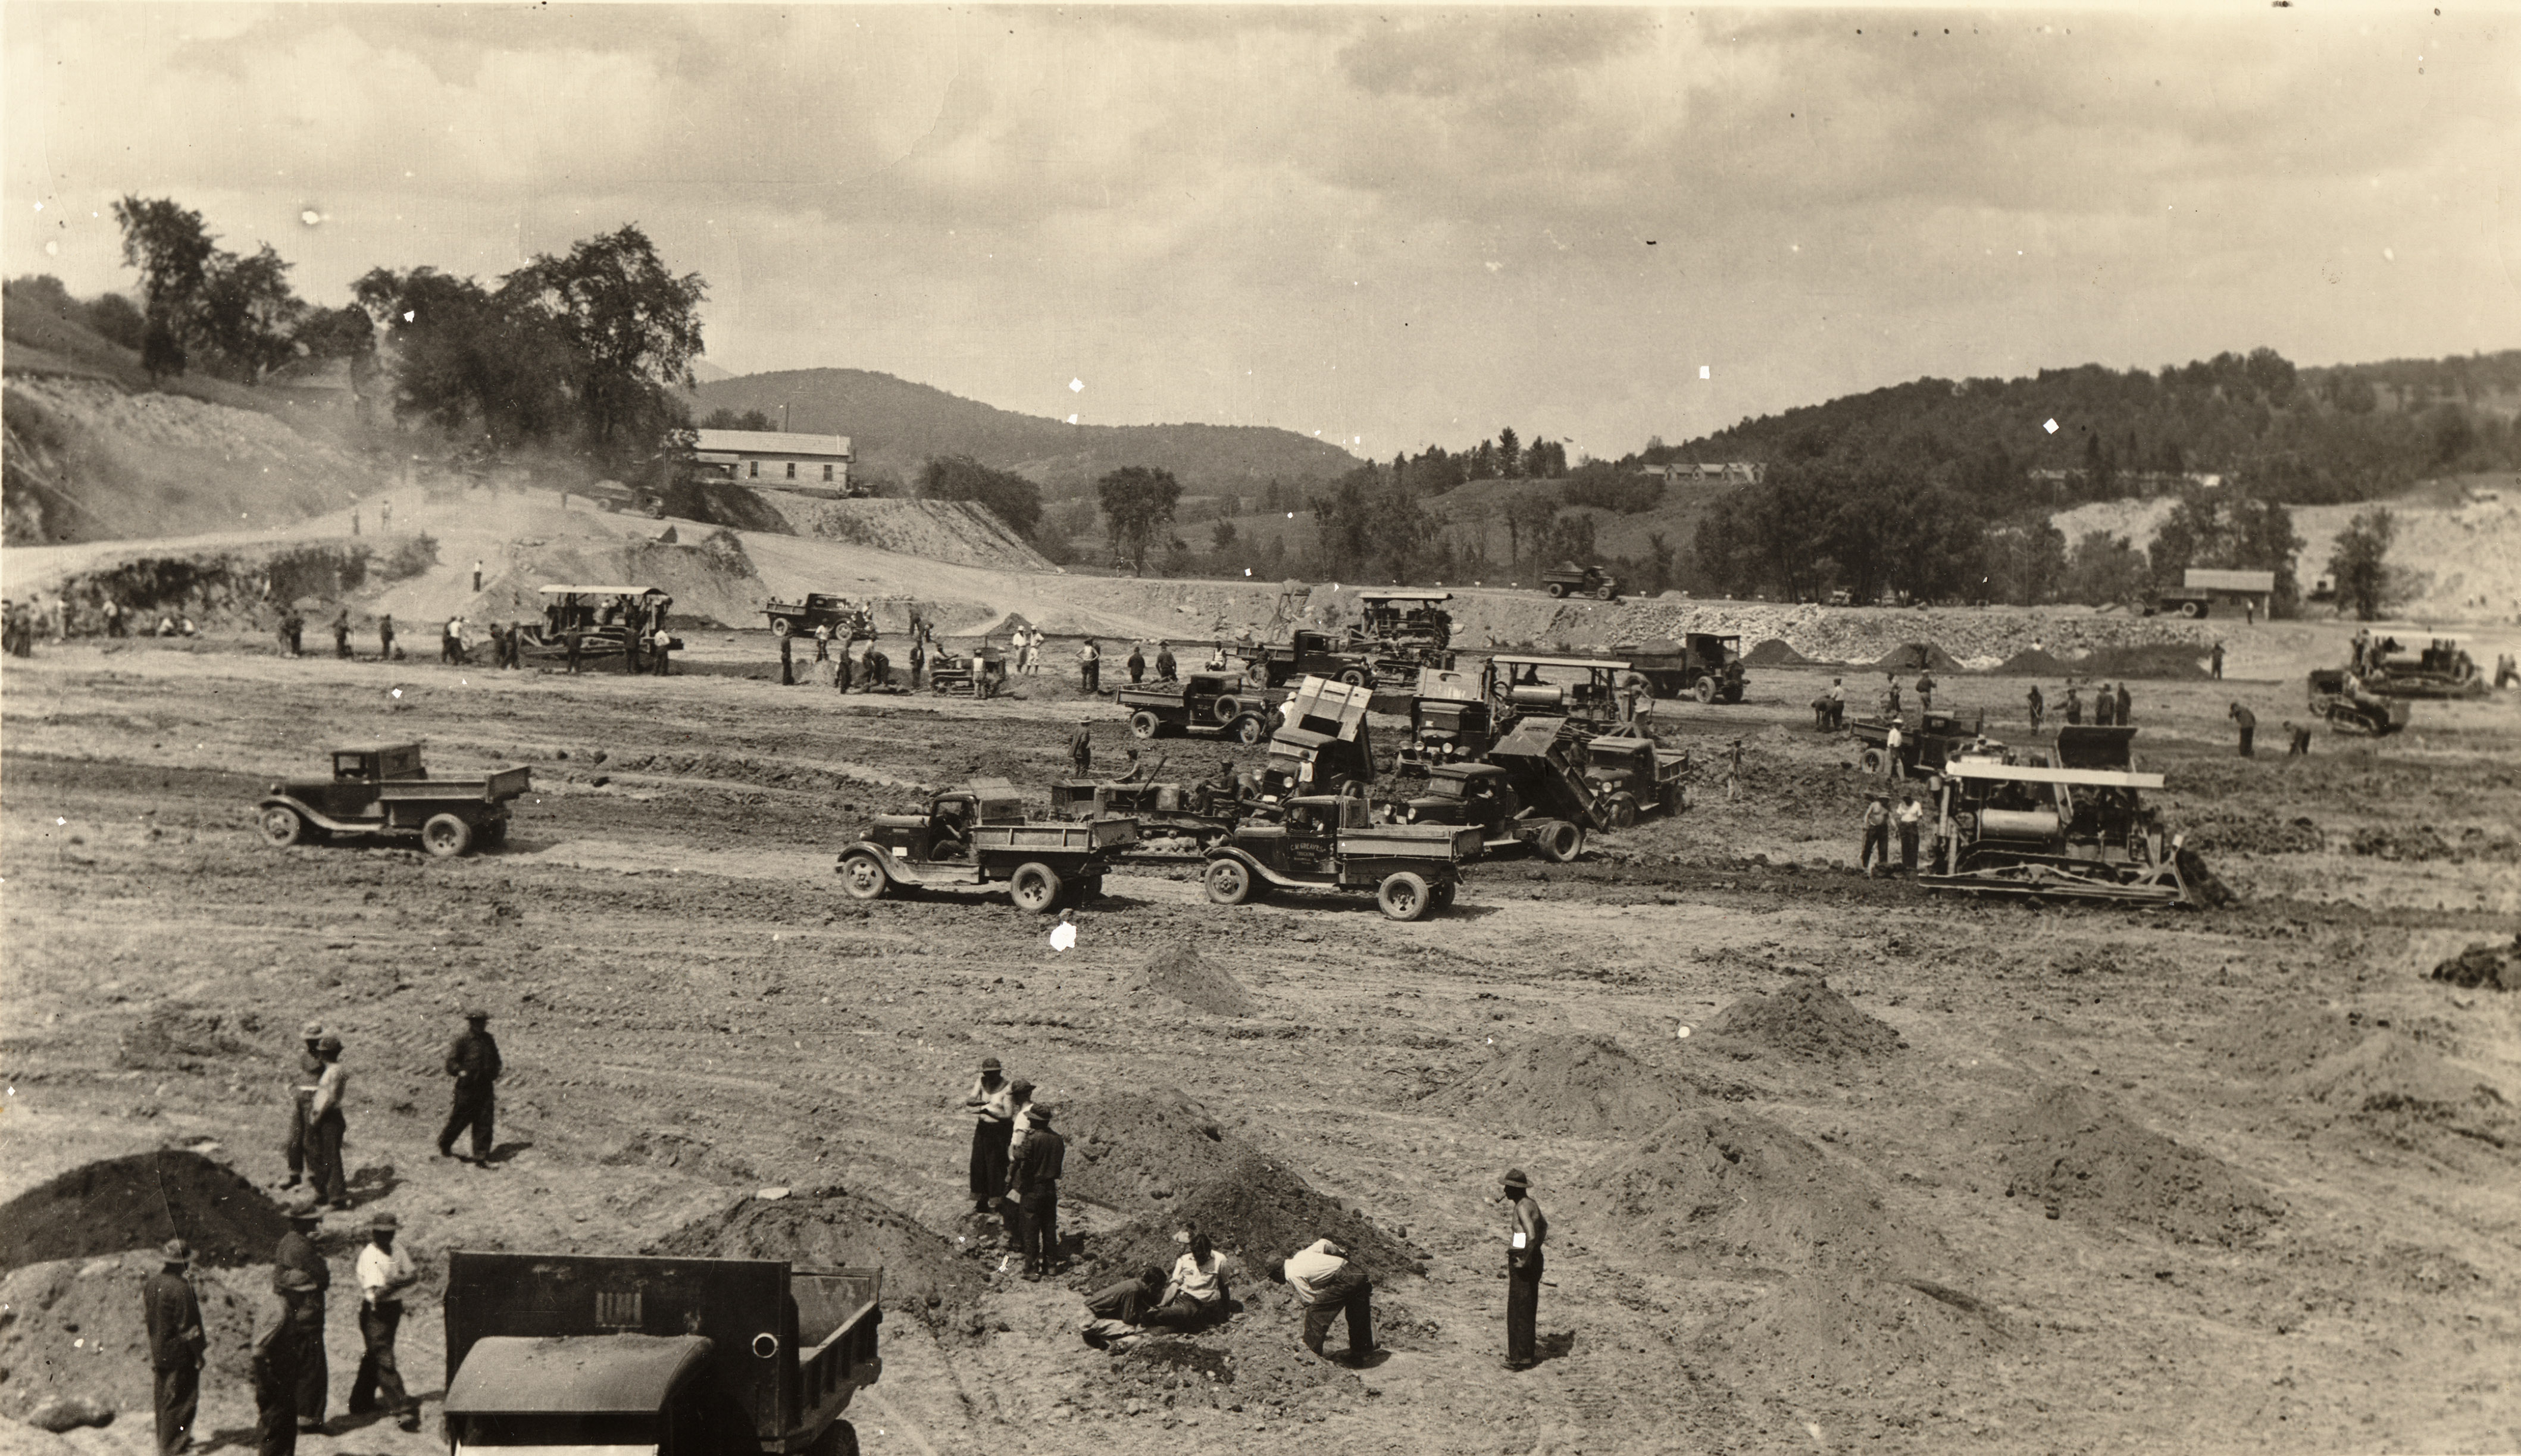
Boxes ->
[445,1334,712,1415]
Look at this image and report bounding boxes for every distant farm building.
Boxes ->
[1641,461,1764,486]
[695,429,857,497]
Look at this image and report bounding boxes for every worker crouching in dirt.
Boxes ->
[1280,1238,1377,1366]
[1079,1266,1168,1350]
[1139,1228,1234,1331]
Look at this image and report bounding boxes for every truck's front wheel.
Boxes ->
[259,806,308,847]
[1694,677,1716,704]
[1338,668,1368,688]
[1009,862,1065,913]
[1230,713,1266,745]
[1378,872,1432,921]
[839,851,889,900]
[1204,858,1255,906]
[1597,584,1618,602]
[421,813,474,857]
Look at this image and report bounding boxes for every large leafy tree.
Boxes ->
[194,244,306,381]
[498,224,706,474]
[2326,507,2396,621]
[1096,465,1183,574]
[354,266,575,449]
[2148,486,2305,613]
[110,196,215,332]
[921,455,1043,538]
[112,196,308,381]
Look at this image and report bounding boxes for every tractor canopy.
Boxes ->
[444,1333,712,1415]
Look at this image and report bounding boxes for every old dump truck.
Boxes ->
[257,744,530,857]
[762,593,874,641]
[1118,672,1285,744]
[1484,715,1616,835]
[836,779,1134,911]
[1849,709,1987,778]
[1583,733,1692,828]
[1400,763,1585,862]
[1541,563,1621,600]
[518,585,684,671]
[1615,634,1746,703]
[1247,676,1378,810]
[443,1250,881,1456]
[1919,728,2215,908]
[2308,669,2411,735]
[1241,629,1377,688]
[1204,785,1482,920]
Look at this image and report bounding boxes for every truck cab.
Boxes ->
[861,784,1026,863]
[1205,785,1483,919]
[1405,763,1521,831]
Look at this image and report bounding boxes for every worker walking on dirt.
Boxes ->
[377,613,395,661]
[1827,677,1846,730]
[348,1214,420,1432]
[331,610,352,659]
[272,1203,329,1433]
[2026,684,2044,733]
[1500,1169,1547,1372]
[1915,671,1936,712]
[1006,1104,1066,1279]
[277,1020,325,1191]
[1079,637,1100,694]
[962,1058,1015,1215]
[438,1008,502,1163]
[2210,642,2225,680]
[251,1302,302,1456]
[306,1034,350,1210]
[2115,682,2133,725]
[1896,788,1925,874]
[1282,1238,1377,1367]
[1860,794,1892,876]
[1127,642,1146,684]
[2229,702,2257,757]
[145,1239,207,1456]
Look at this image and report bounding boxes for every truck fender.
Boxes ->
[837,840,915,887]
[255,794,361,835]
[1205,844,1304,890]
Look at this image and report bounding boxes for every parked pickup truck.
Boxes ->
[1542,563,1619,600]
[443,1250,881,1456]
[1118,673,1285,744]
[1203,785,1482,921]
[1401,762,1585,863]
[763,593,874,641]
[1583,733,1693,828]
[836,781,1135,912]
[1241,630,1376,689]
[257,743,530,857]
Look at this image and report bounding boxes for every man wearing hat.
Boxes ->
[960,1058,1015,1215]
[271,1203,330,1432]
[278,1021,325,1190]
[1500,1169,1547,1372]
[1859,793,1892,878]
[349,1213,420,1432]
[143,1239,207,1455]
[306,1034,350,1209]
[439,1008,503,1163]
[1004,1103,1066,1280]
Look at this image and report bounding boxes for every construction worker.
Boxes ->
[780,633,796,686]
[377,613,395,661]
[1127,642,1146,684]
[909,637,925,688]
[1155,641,1177,681]
[961,1058,1014,1215]
[1826,677,1845,729]
[1885,675,1903,717]
[2229,702,2257,757]
[144,1239,207,1456]
[1003,1079,1043,1165]
[439,1008,502,1163]
[1882,720,1904,778]
[2063,684,2083,725]
[1283,1238,1377,1366]
[1069,721,1093,778]
[1141,1226,1233,1331]
[1724,738,1745,801]
[1501,1169,1546,1372]
[813,622,832,663]
[2286,721,2312,757]
[442,616,463,665]
[331,610,352,659]
[1006,1103,1065,1279]
[104,597,126,637]
[2093,681,2117,727]
[2115,681,2132,724]
[251,1304,301,1456]
[271,1202,329,1433]
[349,1214,420,1431]
[1080,1266,1168,1349]
[1896,788,1926,874]
[1207,641,1228,671]
[2210,642,2225,680]
[278,1021,324,1191]
[306,1034,349,1210]
[2026,684,2044,733]
[1620,669,1651,726]
[1915,670,1936,712]
[1079,637,1100,694]
[1860,794,1892,877]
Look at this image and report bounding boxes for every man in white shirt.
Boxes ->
[1281,1238,1375,1365]
[349,1214,420,1432]
[960,1058,1014,1214]
[1141,1228,1233,1331]
[1895,788,1926,875]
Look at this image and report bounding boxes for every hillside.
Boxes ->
[687,367,1360,499]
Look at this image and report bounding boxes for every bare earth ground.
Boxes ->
[2,634,2517,1456]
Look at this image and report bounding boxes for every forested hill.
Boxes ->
[1662,349,2521,507]
[689,368,1360,499]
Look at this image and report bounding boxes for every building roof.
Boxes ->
[695,428,853,459]
[2182,569,2276,592]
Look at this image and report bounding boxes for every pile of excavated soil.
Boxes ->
[1869,643,1966,673]
[1425,1036,1688,1138]
[114,1004,262,1070]
[1994,647,2077,677]
[1992,1085,2285,1245]
[1699,1273,2018,1390]
[2431,934,2520,991]
[1068,1285,1366,1421]
[647,1186,979,1322]
[2175,811,2325,857]
[1741,637,1812,666]
[1133,946,1257,1018]
[1581,1109,1945,1275]
[0,1152,289,1275]
[2284,1032,2516,1147]
[1087,1151,1424,1285]
[2200,1006,2368,1080]
[1694,979,1903,1063]
[598,1131,761,1184]
[1061,1089,1253,1214]
[760,496,1055,572]
[0,1255,273,1423]
[2075,643,2213,680]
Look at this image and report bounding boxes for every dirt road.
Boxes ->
[3,636,2516,1455]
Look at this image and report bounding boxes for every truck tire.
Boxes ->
[1212,694,1243,724]
[1546,583,1568,599]
[1230,713,1266,745]
[2178,600,2201,618]
[1597,584,1618,602]
[259,806,308,847]
[1078,874,1106,902]
[1694,677,1716,704]
[770,616,795,637]
[1009,862,1065,913]
[421,813,474,858]
[1246,660,1269,685]
[1535,822,1584,863]
[1860,747,1888,776]
[839,851,889,900]
[1377,872,1432,921]
[1607,793,1639,831]
[1430,880,1457,912]
[1205,858,1255,906]
[1130,710,1161,740]
[1337,668,1367,688]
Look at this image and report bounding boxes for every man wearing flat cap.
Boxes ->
[143,1238,206,1454]
[439,1008,502,1164]
[271,1202,330,1431]
[1005,1103,1066,1280]
[1500,1168,1548,1372]
[349,1213,420,1431]
[960,1057,1015,1215]
[278,1021,325,1190]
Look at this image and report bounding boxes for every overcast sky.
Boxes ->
[8,4,2516,462]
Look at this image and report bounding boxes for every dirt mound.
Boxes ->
[647,1185,980,1322]
[1581,1109,1946,1274]
[1697,979,1903,1062]
[2073,643,2212,680]
[2199,1006,2366,1080]
[1741,637,1812,666]
[1062,1089,1254,1214]
[1699,1273,2019,1390]
[115,1004,262,1070]
[1069,1284,1367,1421]
[2284,1032,2515,1146]
[1992,1085,2285,1245]
[0,1255,273,1424]
[1994,647,2077,677]
[1133,946,1257,1018]
[1869,642,1966,672]
[1089,1151,1424,1285]
[2431,934,2520,991]
[1425,1035,1688,1138]
[598,1131,761,1183]
[2176,810,2324,856]
[0,1152,289,1275]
